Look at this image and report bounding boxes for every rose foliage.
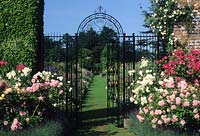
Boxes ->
[130,49,200,131]
[0,62,65,131]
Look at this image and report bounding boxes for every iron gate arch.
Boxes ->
[77,6,123,36]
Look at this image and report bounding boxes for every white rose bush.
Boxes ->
[0,62,65,131]
[129,51,200,132]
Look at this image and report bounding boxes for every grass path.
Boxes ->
[73,75,135,136]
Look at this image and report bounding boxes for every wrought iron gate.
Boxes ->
[43,32,162,128]
[106,33,162,127]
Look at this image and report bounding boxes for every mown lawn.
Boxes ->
[73,75,135,136]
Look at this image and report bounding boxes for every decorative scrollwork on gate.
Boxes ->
[77,6,123,36]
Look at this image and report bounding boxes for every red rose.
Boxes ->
[17,64,25,71]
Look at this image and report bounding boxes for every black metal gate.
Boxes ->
[106,33,162,127]
[43,32,162,128]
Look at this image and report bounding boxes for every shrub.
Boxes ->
[130,49,200,131]
[0,62,65,131]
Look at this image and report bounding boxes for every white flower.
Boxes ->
[134,101,138,104]
[128,70,135,76]
[130,97,134,102]
[141,96,147,106]
[57,76,63,81]
[139,71,143,76]
[146,87,150,93]
[22,67,32,76]
[69,87,72,92]
[140,58,149,68]
[6,70,16,79]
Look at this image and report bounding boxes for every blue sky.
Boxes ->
[44,0,150,35]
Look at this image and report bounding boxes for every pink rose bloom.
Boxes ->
[26,87,32,92]
[171,105,176,110]
[50,79,59,87]
[31,79,36,83]
[161,115,167,120]
[169,94,175,101]
[192,100,199,107]
[155,110,162,115]
[166,78,174,88]
[19,111,26,117]
[3,121,8,126]
[158,100,165,107]
[151,118,158,124]
[180,120,186,126]
[185,92,191,97]
[193,109,198,114]
[163,118,170,124]
[162,110,166,114]
[32,83,40,92]
[175,97,181,105]
[59,90,64,95]
[178,80,187,91]
[162,90,168,97]
[173,91,177,95]
[150,110,154,115]
[11,118,22,131]
[152,124,157,128]
[183,101,190,107]
[137,114,145,122]
[157,120,163,125]
[194,114,199,119]
[172,115,178,123]
[33,74,38,79]
[148,95,154,103]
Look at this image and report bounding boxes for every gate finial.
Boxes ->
[95,5,106,13]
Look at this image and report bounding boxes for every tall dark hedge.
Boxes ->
[0,0,44,71]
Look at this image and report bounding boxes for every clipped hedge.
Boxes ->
[0,0,44,70]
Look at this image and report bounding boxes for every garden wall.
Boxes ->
[0,0,44,71]
[174,0,200,49]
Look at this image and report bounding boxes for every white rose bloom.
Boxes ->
[139,71,143,76]
[22,67,32,76]
[6,71,16,79]
[146,87,150,93]
[141,97,147,106]
[134,101,138,105]
[130,97,134,102]
[57,76,63,81]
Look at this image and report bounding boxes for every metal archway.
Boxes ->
[77,6,123,36]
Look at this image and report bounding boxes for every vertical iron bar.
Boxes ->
[65,34,69,113]
[75,33,78,125]
[122,33,126,127]
[132,33,135,81]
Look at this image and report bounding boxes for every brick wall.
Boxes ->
[173,0,200,49]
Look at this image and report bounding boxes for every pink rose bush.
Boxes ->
[130,49,200,131]
[0,62,65,131]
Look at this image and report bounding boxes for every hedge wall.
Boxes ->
[0,0,44,71]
